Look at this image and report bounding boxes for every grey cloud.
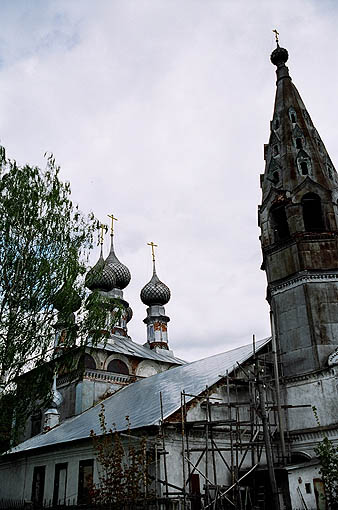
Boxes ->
[1,0,338,361]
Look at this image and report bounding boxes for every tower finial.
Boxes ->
[108,213,118,236]
[272,28,280,45]
[147,241,158,271]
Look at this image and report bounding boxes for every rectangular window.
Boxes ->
[53,463,68,506]
[78,459,94,504]
[31,466,46,505]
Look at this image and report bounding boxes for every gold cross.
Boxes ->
[147,241,158,262]
[99,224,107,245]
[108,213,118,236]
[273,29,279,44]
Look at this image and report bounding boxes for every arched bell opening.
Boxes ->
[301,193,325,232]
[270,202,290,243]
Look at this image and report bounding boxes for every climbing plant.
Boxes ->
[313,406,338,509]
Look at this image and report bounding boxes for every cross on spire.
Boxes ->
[147,241,158,262]
[108,213,118,236]
[99,223,107,245]
[273,29,280,45]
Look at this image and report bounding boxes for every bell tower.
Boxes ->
[259,41,338,376]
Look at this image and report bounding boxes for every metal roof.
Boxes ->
[8,337,270,455]
[96,335,185,365]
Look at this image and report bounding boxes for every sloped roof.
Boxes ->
[97,335,185,365]
[8,337,270,455]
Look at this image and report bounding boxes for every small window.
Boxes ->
[273,172,279,184]
[305,483,312,494]
[300,161,308,175]
[291,113,296,123]
[78,459,94,505]
[274,118,280,129]
[107,359,129,375]
[273,145,279,156]
[296,138,303,149]
[32,466,46,506]
[302,193,325,232]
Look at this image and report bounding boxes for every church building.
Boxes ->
[0,40,338,510]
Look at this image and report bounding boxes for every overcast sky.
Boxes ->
[1,0,338,361]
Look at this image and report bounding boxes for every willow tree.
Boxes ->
[0,146,103,447]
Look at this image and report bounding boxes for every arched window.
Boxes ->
[107,359,129,375]
[273,145,279,156]
[291,452,311,464]
[273,172,279,184]
[302,193,325,232]
[297,150,312,177]
[296,138,303,149]
[270,203,290,242]
[289,107,297,123]
[79,354,96,370]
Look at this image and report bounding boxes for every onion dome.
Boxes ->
[270,44,288,67]
[105,237,131,290]
[53,281,81,314]
[141,268,171,306]
[85,248,116,292]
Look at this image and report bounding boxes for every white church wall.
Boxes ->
[0,457,26,499]
[286,463,321,510]
[0,442,96,503]
[285,366,338,431]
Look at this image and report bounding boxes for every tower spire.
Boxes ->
[258,42,338,376]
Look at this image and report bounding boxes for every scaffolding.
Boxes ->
[155,336,310,510]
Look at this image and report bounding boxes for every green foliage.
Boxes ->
[0,146,110,447]
[313,406,338,509]
[89,404,154,506]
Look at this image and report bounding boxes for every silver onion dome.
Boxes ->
[85,249,116,292]
[140,270,171,306]
[105,237,131,290]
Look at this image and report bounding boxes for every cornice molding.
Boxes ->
[270,272,338,296]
